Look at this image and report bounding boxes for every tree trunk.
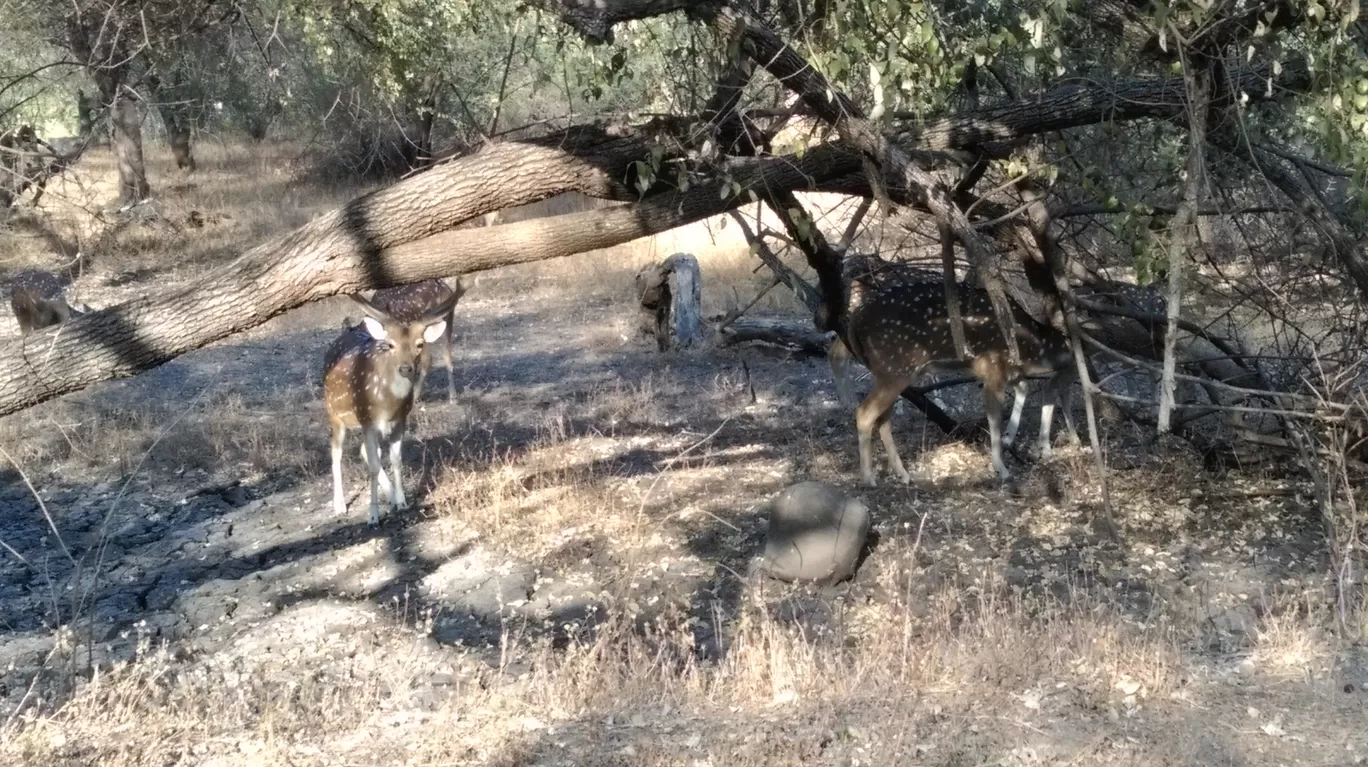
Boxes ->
[102,81,151,205]
[1158,69,1210,434]
[65,7,148,203]
[636,253,704,350]
[401,76,441,171]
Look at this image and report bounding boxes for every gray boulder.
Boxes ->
[756,481,872,585]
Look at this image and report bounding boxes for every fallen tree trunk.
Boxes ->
[719,316,830,355]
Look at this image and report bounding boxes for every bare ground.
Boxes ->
[0,146,1366,766]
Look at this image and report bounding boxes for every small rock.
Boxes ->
[754,481,871,586]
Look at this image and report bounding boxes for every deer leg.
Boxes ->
[362,431,385,526]
[1002,378,1029,447]
[330,424,347,516]
[855,378,906,487]
[876,408,911,484]
[387,436,408,511]
[984,383,1012,480]
[1059,378,1081,446]
[1038,372,1059,458]
[358,440,394,500]
[444,324,456,403]
[829,336,856,408]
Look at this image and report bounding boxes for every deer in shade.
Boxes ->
[839,280,1079,486]
[323,281,466,525]
[10,270,91,336]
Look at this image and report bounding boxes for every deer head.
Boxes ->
[343,291,456,407]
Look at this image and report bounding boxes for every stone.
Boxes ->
[756,481,871,585]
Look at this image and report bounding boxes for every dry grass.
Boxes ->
[4,574,1358,766]
[1,141,1365,767]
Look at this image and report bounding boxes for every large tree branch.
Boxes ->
[893,58,1308,150]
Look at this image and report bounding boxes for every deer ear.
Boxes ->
[422,320,447,343]
[361,316,388,341]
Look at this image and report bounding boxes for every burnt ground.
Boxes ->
[1,267,1365,765]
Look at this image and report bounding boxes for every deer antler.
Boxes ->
[348,292,394,322]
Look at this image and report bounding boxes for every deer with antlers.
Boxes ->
[324,279,467,525]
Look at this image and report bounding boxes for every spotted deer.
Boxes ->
[366,278,467,402]
[324,283,465,525]
[828,253,939,409]
[841,280,1080,485]
[10,270,91,336]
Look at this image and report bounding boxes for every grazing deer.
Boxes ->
[323,284,464,525]
[366,278,467,402]
[10,270,90,336]
[841,281,1079,486]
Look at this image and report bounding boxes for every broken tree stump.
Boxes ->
[635,252,703,351]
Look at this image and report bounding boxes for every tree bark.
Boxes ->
[402,74,442,171]
[636,253,704,350]
[1016,178,1118,533]
[106,83,151,204]
[719,317,830,355]
[1158,70,1210,434]
[759,188,847,330]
